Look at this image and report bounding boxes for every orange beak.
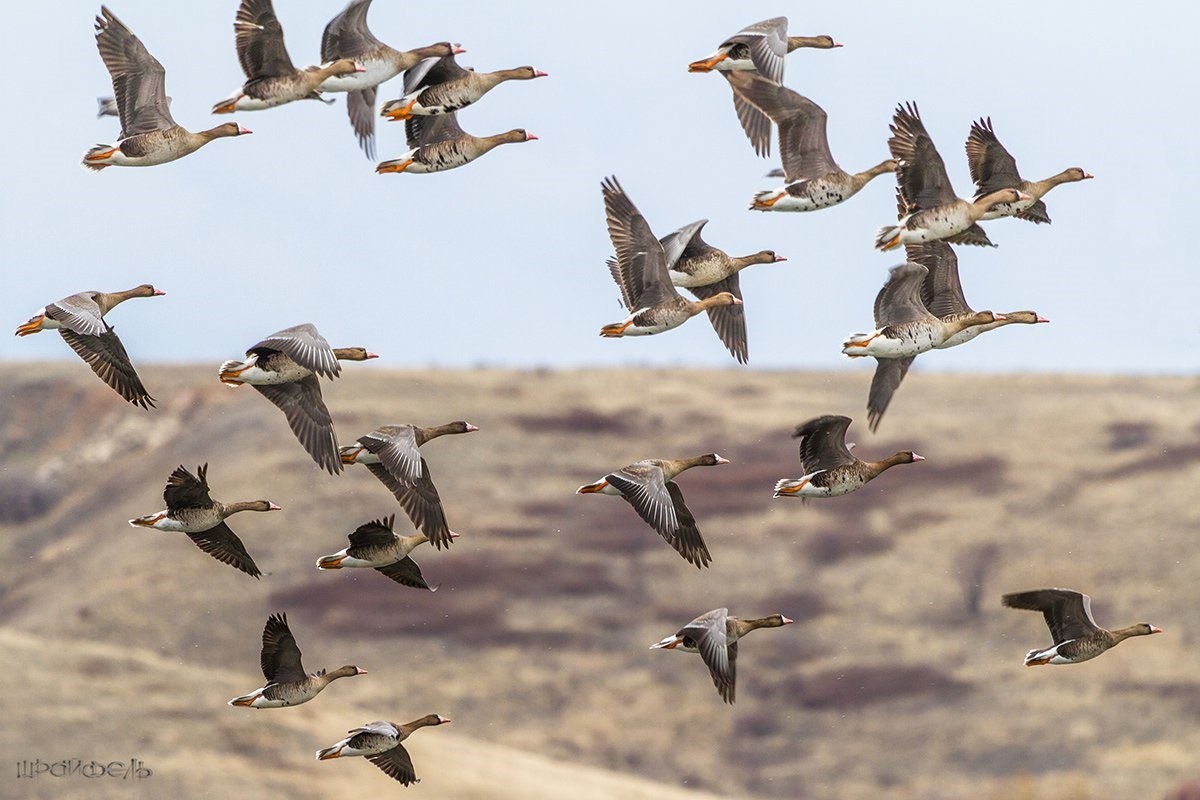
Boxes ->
[576,480,608,494]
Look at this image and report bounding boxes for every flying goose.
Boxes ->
[338,421,478,549]
[598,177,742,342]
[651,608,792,703]
[317,515,451,590]
[866,241,1048,431]
[229,613,367,707]
[874,102,1028,251]
[607,220,783,363]
[84,8,249,170]
[376,111,536,174]
[318,0,462,158]
[841,261,1001,359]
[965,117,1093,224]
[577,454,728,569]
[211,0,364,114]
[128,464,279,578]
[1003,588,1161,666]
[381,52,546,121]
[688,16,841,157]
[729,74,896,212]
[218,324,378,474]
[774,415,922,499]
[317,714,451,786]
[16,284,164,407]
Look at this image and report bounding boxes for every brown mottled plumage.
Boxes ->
[651,608,793,703]
[1003,588,1161,666]
[229,613,366,707]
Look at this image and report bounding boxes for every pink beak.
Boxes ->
[355,64,367,73]
[993,313,1007,321]
[732,297,744,305]
[465,423,479,432]
[452,45,466,54]
[911,453,926,462]
[239,126,253,135]
[153,289,167,296]
[355,667,369,675]
[1036,315,1050,323]
[832,42,844,48]
[714,455,730,465]
[365,352,380,359]
[1151,626,1163,634]
[534,70,549,77]
[525,133,539,141]
[268,502,282,511]
[1082,172,1095,179]
[781,616,794,625]
[774,255,787,262]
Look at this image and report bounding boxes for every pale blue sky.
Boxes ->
[3,1,1196,373]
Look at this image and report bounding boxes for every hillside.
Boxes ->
[1,363,1198,799]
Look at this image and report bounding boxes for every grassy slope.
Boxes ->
[1,363,1198,799]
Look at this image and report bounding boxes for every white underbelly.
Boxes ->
[320,60,399,92]
[979,197,1034,220]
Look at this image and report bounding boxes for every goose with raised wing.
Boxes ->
[608,219,783,363]
[874,102,1028,250]
[375,111,536,174]
[317,515,449,591]
[218,324,378,474]
[577,454,728,569]
[966,117,1092,224]
[688,16,841,157]
[842,261,1001,359]
[316,714,451,786]
[866,241,1048,431]
[381,52,546,121]
[229,613,367,708]
[128,464,279,578]
[211,0,364,114]
[318,0,462,157]
[731,74,895,212]
[84,7,249,170]
[338,421,477,549]
[16,284,164,408]
[1002,588,1161,666]
[651,608,792,703]
[774,415,923,499]
[598,177,742,342]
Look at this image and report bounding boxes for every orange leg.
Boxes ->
[84,147,119,163]
[599,321,633,337]
[688,52,729,72]
[376,159,414,175]
[383,100,417,121]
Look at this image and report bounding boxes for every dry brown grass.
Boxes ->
[2,364,1199,799]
